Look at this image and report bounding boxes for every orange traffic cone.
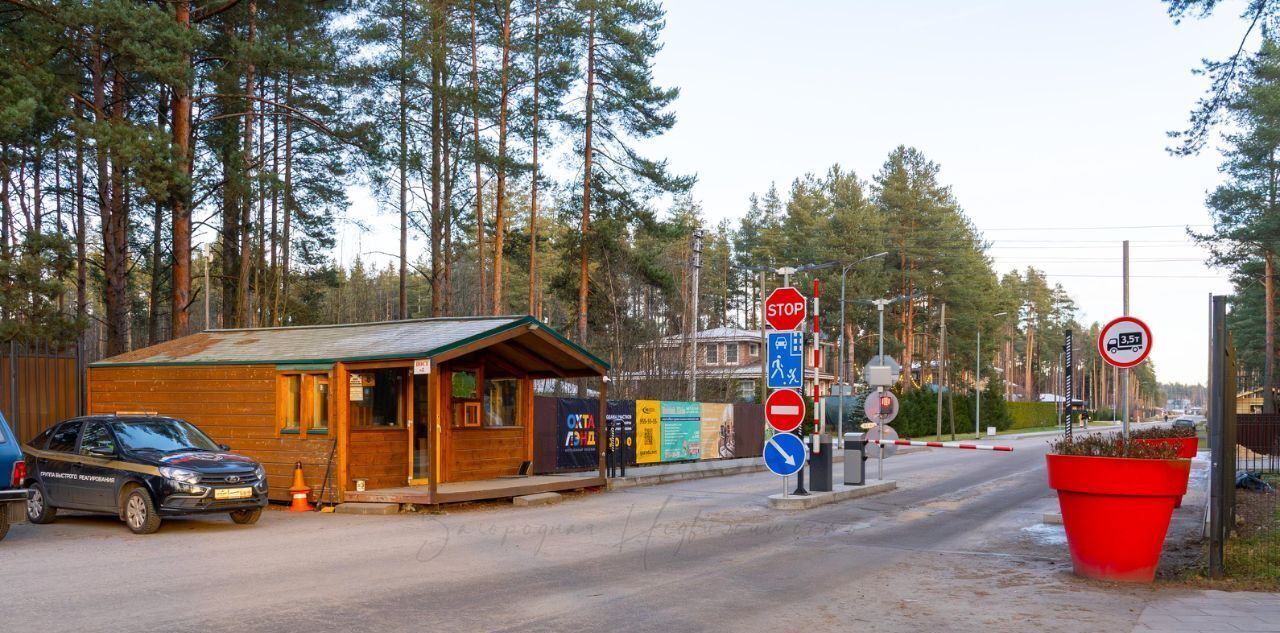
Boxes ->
[288,462,314,512]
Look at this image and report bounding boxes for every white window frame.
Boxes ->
[705,343,719,365]
[724,342,738,365]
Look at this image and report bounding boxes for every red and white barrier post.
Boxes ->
[868,438,1014,452]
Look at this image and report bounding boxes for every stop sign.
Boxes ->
[765,286,807,331]
[766,388,806,432]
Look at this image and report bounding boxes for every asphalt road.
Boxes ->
[0,429,1198,633]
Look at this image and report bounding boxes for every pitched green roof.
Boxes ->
[91,315,608,372]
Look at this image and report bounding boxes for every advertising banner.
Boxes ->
[556,399,598,470]
[699,403,736,460]
[660,401,702,461]
[606,400,636,467]
[635,400,661,464]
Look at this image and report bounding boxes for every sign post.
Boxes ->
[1064,329,1073,442]
[764,285,808,496]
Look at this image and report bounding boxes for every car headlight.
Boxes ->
[159,466,200,485]
[253,464,265,480]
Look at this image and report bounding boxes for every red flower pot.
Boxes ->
[1045,453,1191,583]
[1133,437,1198,507]
[1134,437,1199,459]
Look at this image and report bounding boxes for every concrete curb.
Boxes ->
[607,446,927,491]
[767,480,897,510]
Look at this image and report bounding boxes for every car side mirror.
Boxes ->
[219,444,230,451]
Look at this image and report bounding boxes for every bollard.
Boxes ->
[810,438,833,492]
[843,432,867,486]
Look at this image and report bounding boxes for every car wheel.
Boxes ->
[229,507,262,525]
[123,487,161,535]
[26,483,56,524]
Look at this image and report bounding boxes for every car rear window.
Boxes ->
[0,422,7,443]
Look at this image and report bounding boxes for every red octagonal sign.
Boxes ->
[765,286,807,331]
[766,388,806,433]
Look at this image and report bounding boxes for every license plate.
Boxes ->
[214,487,253,500]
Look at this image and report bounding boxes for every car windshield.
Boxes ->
[109,418,221,453]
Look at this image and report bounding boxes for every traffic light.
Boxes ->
[879,394,893,413]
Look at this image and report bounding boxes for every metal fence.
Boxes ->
[1209,295,1280,579]
[0,339,85,443]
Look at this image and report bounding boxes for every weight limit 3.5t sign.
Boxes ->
[1098,316,1152,368]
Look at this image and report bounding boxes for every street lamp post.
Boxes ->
[837,252,889,446]
[976,311,1007,439]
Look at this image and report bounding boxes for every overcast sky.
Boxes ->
[341,1,1252,385]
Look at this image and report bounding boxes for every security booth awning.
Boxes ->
[89,316,610,506]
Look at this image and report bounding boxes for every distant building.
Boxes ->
[617,327,837,402]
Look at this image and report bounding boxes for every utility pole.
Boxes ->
[689,230,703,401]
[1123,239,1130,439]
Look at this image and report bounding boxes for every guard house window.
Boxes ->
[282,375,302,431]
[705,344,719,365]
[483,378,520,427]
[749,342,759,357]
[351,368,405,428]
[724,343,738,365]
[279,372,332,434]
[452,370,481,428]
[310,377,330,432]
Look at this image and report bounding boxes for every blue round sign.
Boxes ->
[764,432,807,477]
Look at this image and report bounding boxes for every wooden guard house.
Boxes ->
[86,316,609,505]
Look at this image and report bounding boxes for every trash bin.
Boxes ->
[810,437,833,492]
[843,432,867,486]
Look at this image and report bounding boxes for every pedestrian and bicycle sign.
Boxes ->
[767,331,804,389]
[764,286,807,331]
[764,431,806,477]
[765,388,806,432]
[1098,316,1152,368]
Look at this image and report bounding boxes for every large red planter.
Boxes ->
[1134,437,1199,459]
[1045,453,1191,583]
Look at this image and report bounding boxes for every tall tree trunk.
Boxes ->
[75,102,87,325]
[578,7,596,345]
[278,48,294,326]
[528,0,542,317]
[397,0,409,320]
[1266,250,1275,414]
[103,67,131,355]
[269,75,280,324]
[236,0,257,327]
[171,0,193,337]
[470,0,486,314]
[491,0,512,315]
[149,90,168,345]
[429,0,445,317]
[1024,321,1034,401]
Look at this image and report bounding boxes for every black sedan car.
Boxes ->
[22,415,268,534]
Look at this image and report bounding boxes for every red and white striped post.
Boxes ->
[812,278,821,453]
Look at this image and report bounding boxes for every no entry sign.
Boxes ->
[765,388,806,432]
[1098,316,1152,368]
[764,286,807,331]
